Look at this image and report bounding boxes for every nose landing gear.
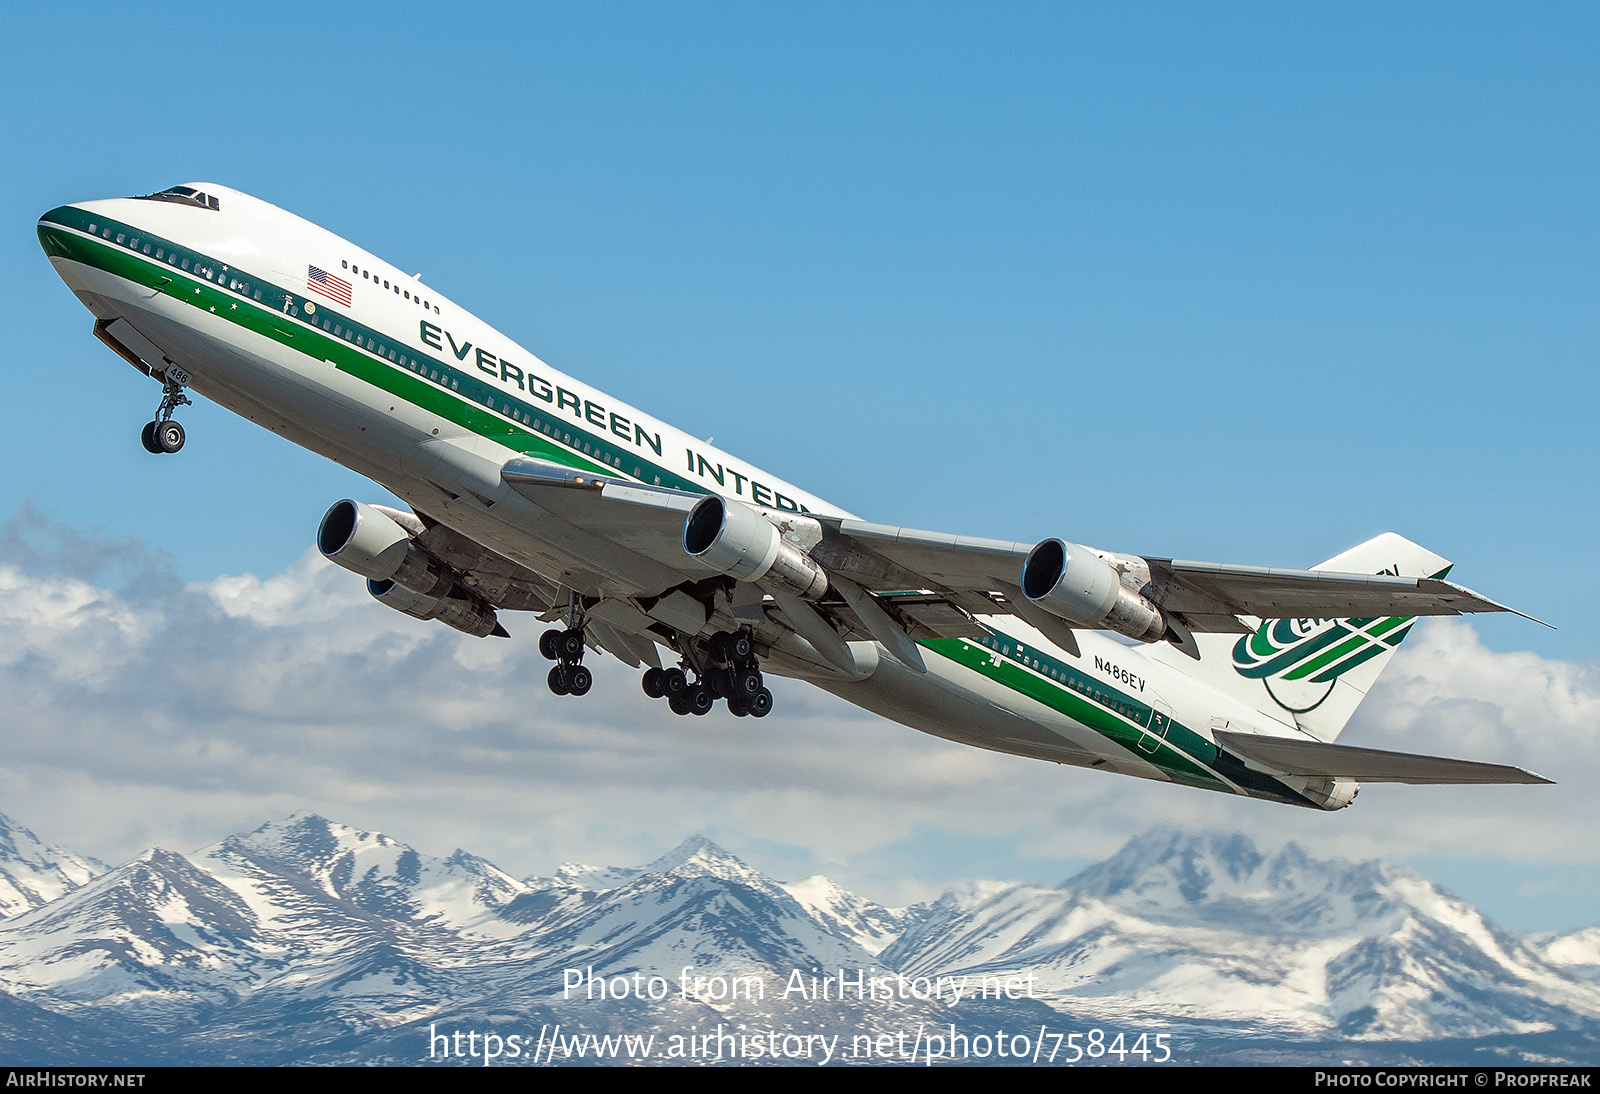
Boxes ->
[141,369,192,454]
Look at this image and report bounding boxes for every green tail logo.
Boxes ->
[1232,615,1414,713]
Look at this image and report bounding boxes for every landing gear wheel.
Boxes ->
[729,632,754,662]
[662,668,688,696]
[668,691,692,716]
[734,669,763,698]
[559,628,586,661]
[539,629,562,661]
[568,665,593,696]
[156,420,185,453]
[642,667,667,698]
[708,632,730,663]
[748,688,773,718]
[140,421,161,454]
[688,687,714,716]
[728,697,749,717]
[547,665,571,696]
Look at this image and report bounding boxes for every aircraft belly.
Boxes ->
[817,648,1151,773]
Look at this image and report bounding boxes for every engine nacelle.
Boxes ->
[317,500,452,598]
[683,496,828,599]
[1020,538,1166,643]
[368,579,504,639]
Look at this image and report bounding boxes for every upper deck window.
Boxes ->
[132,186,220,211]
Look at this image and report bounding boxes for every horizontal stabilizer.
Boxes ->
[1214,730,1552,785]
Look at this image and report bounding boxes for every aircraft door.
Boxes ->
[1138,701,1175,754]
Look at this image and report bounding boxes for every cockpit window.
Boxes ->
[132,186,220,211]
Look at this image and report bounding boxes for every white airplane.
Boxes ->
[37,183,1549,810]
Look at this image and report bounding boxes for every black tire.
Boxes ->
[668,691,692,716]
[728,697,749,717]
[560,629,586,661]
[156,420,185,453]
[140,421,161,454]
[729,633,754,662]
[735,669,763,698]
[707,632,730,663]
[569,666,593,696]
[663,668,688,696]
[706,670,730,699]
[642,667,666,699]
[689,687,714,716]
[539,629,562,661]
[749,688,773,717]
[547,665,571,696]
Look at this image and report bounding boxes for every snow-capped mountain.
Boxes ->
[883,831,1600,1041]
[0,808,1594,1064]
[0,814,102,918]
[781,874,904,956]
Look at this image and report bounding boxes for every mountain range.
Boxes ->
[0,811,1594,1065]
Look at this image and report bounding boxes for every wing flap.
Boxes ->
[1214,730,1551,785]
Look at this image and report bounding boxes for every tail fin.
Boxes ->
[1151,532,1448,742]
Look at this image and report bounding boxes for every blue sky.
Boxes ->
[1,4,1597,931]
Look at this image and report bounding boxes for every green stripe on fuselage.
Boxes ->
[38,208,704,493]
[922,636,1232,793]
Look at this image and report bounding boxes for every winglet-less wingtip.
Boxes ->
[1444,580,1554,629]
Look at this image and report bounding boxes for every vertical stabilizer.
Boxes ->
[1149,532,1447,742]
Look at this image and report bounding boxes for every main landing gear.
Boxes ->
[140,369,192,455]
[539,625,593,696]
[640,630,772,718]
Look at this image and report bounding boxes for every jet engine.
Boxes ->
[317,499,452,598]
[683,496,828,599]
[367,578,505,638]
[1020,538,1166,643]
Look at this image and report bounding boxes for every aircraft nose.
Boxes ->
[38,204,84,260]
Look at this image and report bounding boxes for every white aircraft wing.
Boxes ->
[1143,558,1530,624]
[500,457,717,574]
[815,519,1531,629]
[496,458,1531,663]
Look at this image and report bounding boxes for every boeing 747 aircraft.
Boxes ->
[36,183,1548,810]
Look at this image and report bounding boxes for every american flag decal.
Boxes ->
[306,265,352,307]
